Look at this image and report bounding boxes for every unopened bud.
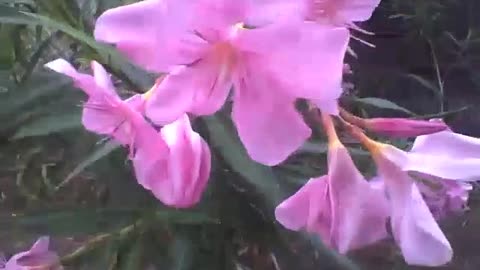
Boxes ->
[364,118,448,138]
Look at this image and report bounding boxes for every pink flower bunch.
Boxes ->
[45,0,382,208]
[45,59,210,208]
[1,237,62,270]
[40,0,480,267]
[276,113,480,266]
[92,0,362,165]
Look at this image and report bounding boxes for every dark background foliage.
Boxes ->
[0,0,479,269]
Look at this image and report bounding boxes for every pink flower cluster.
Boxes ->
[276,115,480,266]
[46,0,376,208]
[45,59,210,208]
[40,0,480,267]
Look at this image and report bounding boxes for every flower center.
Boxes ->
[211,23,244,78]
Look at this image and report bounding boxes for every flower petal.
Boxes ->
[133,115,210,208]
[188,56,233,116]
[313,98,340,115]
[195,0,250,30]
[275,176,328,231]
[382,137,480,181]
[45,59,137,144]
[145,66,196,125]
[327,145,389,253]
[94,0,203,72]
[5,236,61,270]
[264,24,349,101]
[45,58,99,97]
[234,19,302,54]
[146,57,231,125]
[416,175,472,220]
[28,237,50,254]
[376,156,453,266]
[91,61,115,95]
[338,0,382,22]
[246,0,305,26]
[411,129,480,158]
[232,71,311,165]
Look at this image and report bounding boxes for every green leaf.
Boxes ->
[19,32,57,82]
[0,25,17,70]
[353,97,416,115]
[0,72,72,116]
[120,237,144,270]
[0,0,34,5]
[413,105,471,119]
[300,141,369,156]
[405,74,442,99]
[152,209,219,225]
[57,140,120,190]
[0,5,152,89]
[170,233,194,270]
[3,208,139,235]
[11,109,82,139]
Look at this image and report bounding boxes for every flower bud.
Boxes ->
[364,118,448,138]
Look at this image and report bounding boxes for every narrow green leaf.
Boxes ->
[11,110,82,139]
[354,97,416,115]
[20,32,57,82]
[299,141,369,156]
[406,74,442,99]
[0,0,34,5]
[0,5,152,89]
[0,72,72,115]
[170,234,194,270]
[0,24,16,69]
[57,140,120,190]
[153,209,219,225]
[2,208,139,235]
[120,237,144,270]
[413,105,471,119]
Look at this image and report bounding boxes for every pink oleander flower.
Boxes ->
[94,0,350,165]
[355,130,453,266]
[416,176,472,220]
[2,237,62,270]
[45,60,210,208]
[275,116,389,253]
[132,114,211,208]
[372,157,453,266]
[44,58,165,154]
[377,127,480,182]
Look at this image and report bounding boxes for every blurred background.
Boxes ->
[0,0,479,269]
